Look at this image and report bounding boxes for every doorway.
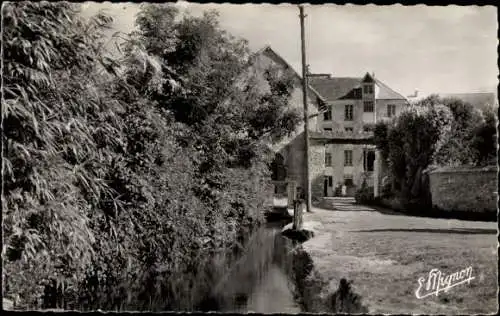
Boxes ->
[271,153,286,182]
[323,176,333,197]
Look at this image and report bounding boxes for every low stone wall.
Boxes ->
[428,166,497,213]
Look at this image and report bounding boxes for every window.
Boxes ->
[363,101,374,112]
[325,153,332,167]
[324,128,332,132]
[387,104,396,117]
[325,176,333,188]
[344,174,354,186]
[363,85,374,94]
[355,89,362,98]
[363,150,375,172]
[323,108,332,121]
[344,104,353,121]
[344,150,353,166]
[345,127,353,133]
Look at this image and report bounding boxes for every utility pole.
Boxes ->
[299,5,312,213]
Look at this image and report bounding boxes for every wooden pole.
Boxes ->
[299,5,312,213]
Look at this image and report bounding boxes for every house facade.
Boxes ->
[249,46,409,202]
[308,73,409,198]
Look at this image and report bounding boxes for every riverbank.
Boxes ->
[291,205,498,314]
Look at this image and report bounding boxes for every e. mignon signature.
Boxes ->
[415,266,475,299]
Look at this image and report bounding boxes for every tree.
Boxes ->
[123,4,300,309]
[373,97,453,204]
[374,94,498,206]
[2,2,120,308]
[471,106,497,166]
[433,97,485,166]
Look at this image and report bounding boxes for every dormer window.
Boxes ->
[363,85,374,94]
[323,108,332,121]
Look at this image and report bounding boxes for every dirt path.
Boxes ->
[300,203,497,314]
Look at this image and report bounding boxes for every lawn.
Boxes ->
[301,205,498,314]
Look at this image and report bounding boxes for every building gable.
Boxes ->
[362,72,375,83]
[309,76,363,101]
[249,46,326,107]
[309,74,406,102]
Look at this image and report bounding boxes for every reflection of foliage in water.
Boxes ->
[206,222,295,311]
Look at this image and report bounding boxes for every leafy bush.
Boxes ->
[373,94,497,208]
[362,123,376,132]
[373,97,454,205]
[380,180,393,198]
[354,180,374,204]
[470,106,497,166]
[434,97,488,166]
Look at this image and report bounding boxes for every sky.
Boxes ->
[81,1,498,98]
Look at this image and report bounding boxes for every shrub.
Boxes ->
[380,177,393,198]
[354,180,374,204]
[362,123,376,132]
[373,96,454,205]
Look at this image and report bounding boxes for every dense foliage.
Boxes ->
[2,2,300,310]
[354,180,374,204]
[373,95,497,206]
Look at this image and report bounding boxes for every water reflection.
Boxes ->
[212,220,301,313]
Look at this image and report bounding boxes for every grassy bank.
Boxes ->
[295,207,497,314]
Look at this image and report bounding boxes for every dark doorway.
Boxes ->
[363,150,375,172]
[324,176,333,197]
[271,153,287,181]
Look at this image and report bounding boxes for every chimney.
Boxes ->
[407,89,419,98]
[372,72,375,78]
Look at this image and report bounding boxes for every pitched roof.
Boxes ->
[374,78,407,100]
[250,46,326,103]
[309,73,407,102]
[308,76,362,101]
[250,47,407,103]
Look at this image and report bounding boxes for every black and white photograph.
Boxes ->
[2,1,498,314]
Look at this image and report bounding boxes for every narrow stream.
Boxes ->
[212,220,301,313]
[244,264,300,313]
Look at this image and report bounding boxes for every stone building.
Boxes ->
[308,73,409,198]
[249,46,409,202]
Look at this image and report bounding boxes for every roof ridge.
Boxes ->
[251,45,326,102]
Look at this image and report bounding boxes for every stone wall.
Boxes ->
[279,134,324,202]
[428,166,498,213]
[283,138,379,201]
[310,140,325,202]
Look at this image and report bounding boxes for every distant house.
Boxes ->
[248,46,409,202]
[308,72,409,197]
